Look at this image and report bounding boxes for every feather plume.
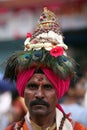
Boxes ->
[3,49,76,80]
[3,51,29,80]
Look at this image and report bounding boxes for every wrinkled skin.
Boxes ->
[24,73,58,117]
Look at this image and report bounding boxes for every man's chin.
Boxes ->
[30,105,49,115]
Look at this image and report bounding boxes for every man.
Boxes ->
[4,7,86,130]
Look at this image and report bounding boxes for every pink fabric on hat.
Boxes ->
[16,67,35,96]
[41,67,70,99]
[16,67,70,99]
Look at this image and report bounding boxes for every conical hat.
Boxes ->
[3,7,76,80]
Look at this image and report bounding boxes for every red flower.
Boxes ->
[26,32,32,38]
[50,46,64,57]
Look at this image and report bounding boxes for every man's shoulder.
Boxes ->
[5,120,28,130]
[74,121,87,130]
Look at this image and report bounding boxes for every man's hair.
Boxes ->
[34,67,44,74]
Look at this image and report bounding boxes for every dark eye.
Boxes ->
[43,84,53,90]
[27,84,38,90]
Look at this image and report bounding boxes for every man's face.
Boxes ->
[24,73,57,116]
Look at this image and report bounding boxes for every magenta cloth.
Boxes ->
[16,67,35,97]
[16,67,70,99]
[42,67,70,99]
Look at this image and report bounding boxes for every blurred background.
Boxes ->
[0,0,87,128]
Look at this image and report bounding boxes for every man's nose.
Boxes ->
[35,88,44,99]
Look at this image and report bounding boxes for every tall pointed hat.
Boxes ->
[3,7,76,81]
[24,7,67,51]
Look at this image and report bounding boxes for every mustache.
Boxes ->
[30,99,50,108]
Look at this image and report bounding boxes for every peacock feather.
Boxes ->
[3,49,76,80]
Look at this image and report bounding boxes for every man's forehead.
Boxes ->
[28,73,52,84]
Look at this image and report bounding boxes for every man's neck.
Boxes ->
[29,110,56,130]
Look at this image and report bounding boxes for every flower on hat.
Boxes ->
[26,32,32,38]
[50,46,64,57]
[24,33,32,51]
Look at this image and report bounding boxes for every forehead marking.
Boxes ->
[37,75,44,81]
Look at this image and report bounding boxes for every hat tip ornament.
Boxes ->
[24,7,68,51]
